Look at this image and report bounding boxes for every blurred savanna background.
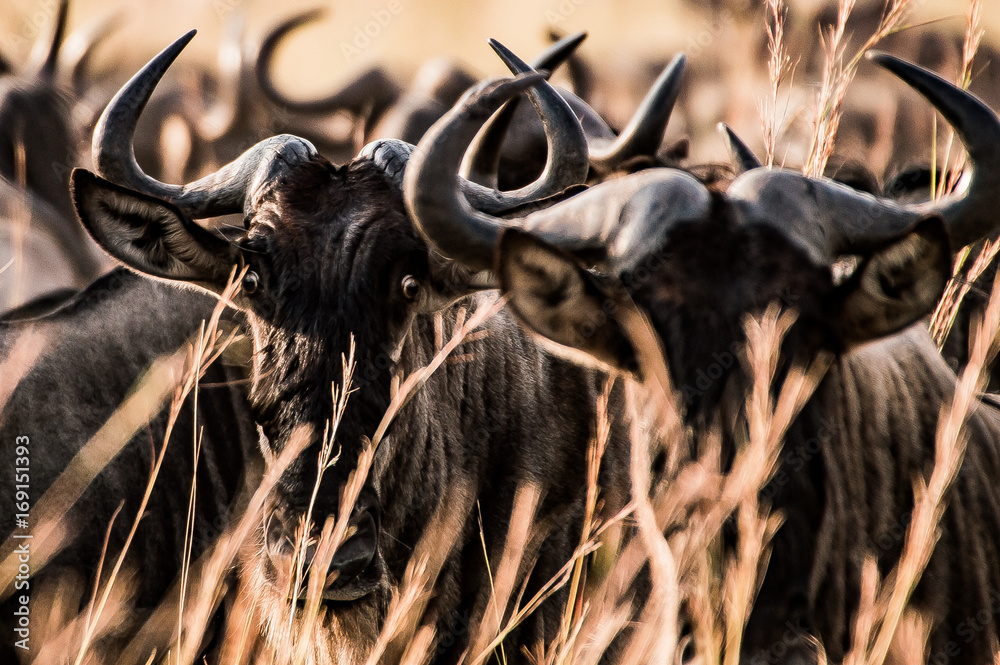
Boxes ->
[2,0,999,169]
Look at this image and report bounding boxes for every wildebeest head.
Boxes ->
[407,52,1000,420]
[69,30,588,604]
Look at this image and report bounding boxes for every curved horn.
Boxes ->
[406,74,710,273]
[93,31,316,219]
[29,0,69,80]
[464,31,588,187]
[60,8,125,96]
[547,28,593,100]
[407,75,565,270]
[719,123,762,174]
[871,52,1000,248]
[588,54,686,170]
[452,39,588,215]
[491,46,686,172]
[256,9,400,119]
[728,53,1000,263]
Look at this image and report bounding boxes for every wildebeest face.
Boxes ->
[495,206,950,420]
[69,152,451,602]
[406,52,981,426]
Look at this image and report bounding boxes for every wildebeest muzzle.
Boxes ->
[264,487,385,603]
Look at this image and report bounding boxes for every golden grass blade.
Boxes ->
[927,0,989,349]
[0,325,48,417]
[805,0,915,178]
[761,0,794,168]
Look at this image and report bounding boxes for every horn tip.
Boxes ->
[488,38,531,74]
[865,51,898,69]
[296,7,328,22]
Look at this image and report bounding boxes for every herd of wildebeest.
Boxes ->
[4,0,1000,662]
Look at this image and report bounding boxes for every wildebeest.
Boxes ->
[0,0,107,307]
[256,9,589,156]
[255,9,404,142]
[0,267,257,660]
[67,30,633,663]
[408,51,1000,662]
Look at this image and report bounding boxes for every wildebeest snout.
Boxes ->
[264,492,385,603]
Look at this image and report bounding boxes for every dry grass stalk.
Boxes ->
[74,273,244,665]
[716,306,825,663]
[929,237,999,349]
[0,324,48,416]
[932,0,983,201]
[250,298,504,663]
[470,536,604,665]
[0,347,186,600]
[615,386,681,665]
[8,132,28,310]
[467,484,542,665]
[0,268,244,603]
[372,295,505,451]
[927,0,989,349]
[551,378,616,665]
[284,340,356,648]
[398,624,437,665]
[673,309,830,580]
[849,267,1000,665]
[572,303,827,665]
[292,516,339,665]
[2,272,246,663]
[363,481,471,665]
[760,0,794,167]
[172,424,313,665]
[805,0,914,177]
[175,356,206,660]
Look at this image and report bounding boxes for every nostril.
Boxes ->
[264,505,383,602]
[329,509,378,580]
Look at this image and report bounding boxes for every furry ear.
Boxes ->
[71,169,239,293]
[496,229,639,373]
[836,217,950,345]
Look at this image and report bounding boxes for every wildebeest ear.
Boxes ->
[71,169,239,293]
[836,217,950,346]
[496,229,639,373]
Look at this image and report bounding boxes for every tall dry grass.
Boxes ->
[805,0,915,178]
[926,0,994,349]
[760,0,794,168]
[846,251,1000,665]
[7,290,827,665]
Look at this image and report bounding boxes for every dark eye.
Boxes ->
[242,270,260,295]
[401,275,420,300]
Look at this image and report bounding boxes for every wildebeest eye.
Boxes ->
[401,275,420,300]
[242,270,260,295]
